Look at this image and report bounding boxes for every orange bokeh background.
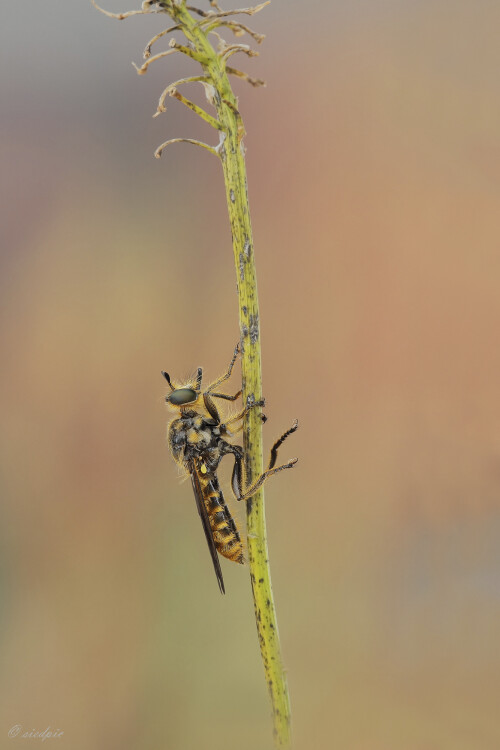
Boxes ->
[1,2,499,748]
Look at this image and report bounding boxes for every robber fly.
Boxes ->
[162,343,298,594]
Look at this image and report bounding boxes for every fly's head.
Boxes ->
[162,367,202,414]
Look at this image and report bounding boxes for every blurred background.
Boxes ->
[1,1,500,748]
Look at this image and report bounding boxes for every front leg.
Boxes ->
[205,342,240,395]
[203,392,221,424]
[211,389,242,402]
[202,343,242,423]
[220,398,265,432]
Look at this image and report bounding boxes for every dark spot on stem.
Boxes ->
[249,313,259,343]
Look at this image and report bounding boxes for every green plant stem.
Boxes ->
[172,7,292,745]
[219,66,294,750]
[93,1,291,744]
[219,98,293,750]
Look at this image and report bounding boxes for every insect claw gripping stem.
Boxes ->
[92,1,293,745]
[220,397,265,431]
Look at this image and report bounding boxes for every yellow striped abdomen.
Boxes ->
[198,469,244,564]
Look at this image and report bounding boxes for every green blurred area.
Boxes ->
[1,2,500,748]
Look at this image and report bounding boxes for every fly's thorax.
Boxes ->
[168,412,221,464]
[168,417,187,462]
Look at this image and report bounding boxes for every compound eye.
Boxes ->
[169,388,197,406]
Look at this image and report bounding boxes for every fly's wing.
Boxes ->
[188,458,225,595]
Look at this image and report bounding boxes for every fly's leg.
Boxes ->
[203,343,241,422]
[205,342,240,394]
[267,419,298,469]
[211,389,242,402]
[231,420,298,501]
[220,398,265,431]
[203,392,221,424]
